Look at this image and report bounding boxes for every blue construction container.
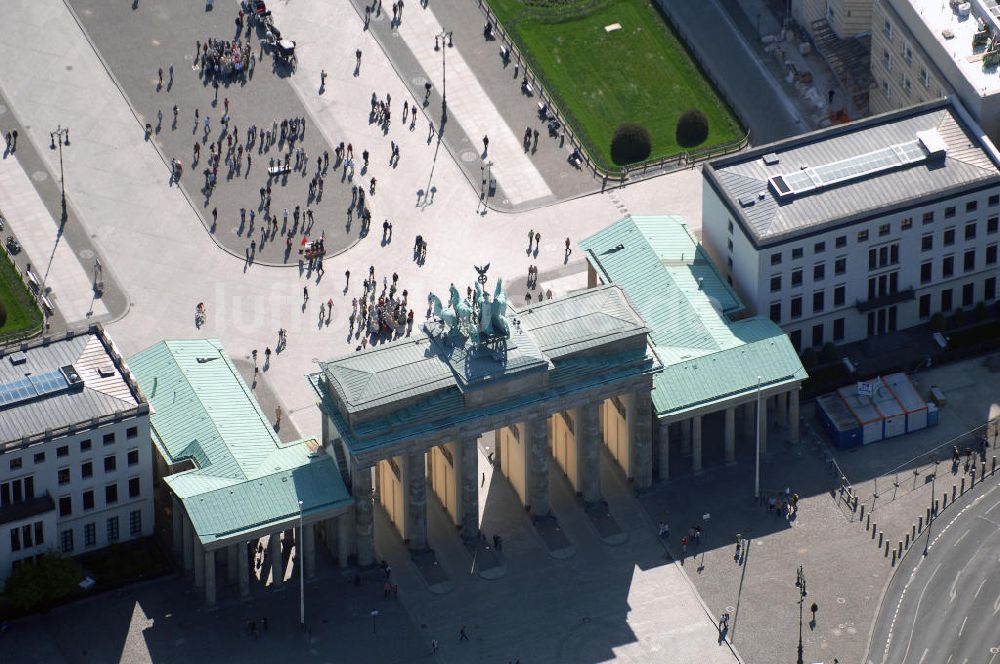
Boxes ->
[816,393,863,449]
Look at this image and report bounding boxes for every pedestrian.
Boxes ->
[157,67,163,87]
[681,536,688,555]
[431,639,439,653]
[345,269,351,287]
[264,347,271,362]
[459,626,469,642]
[252,349,258,365]
[303,285,309,303]
[483,134,489,153]
[534,231,541,248]
[565,237,571,255]
[327,298,334,316]
[321,69,327,87]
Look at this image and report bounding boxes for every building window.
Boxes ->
[857,229,869,243]
[32,453,45,465]
[727,238,733,251]
[882,80,890,99]
[128,477,140,499]
[921,234,933,252]
[963,283,975,307]
[991,194,1000,207]
[127,449,139,467]
[902,76,912,96]
[770,252,782,266]
[770,275,782,292]
[833,318,845,341]
[964,249,976,272]
[945,207,956,219]
[966,223,977,240]
[901,217,913,231]
[920,261,933,284]
[80,439,92,452]
[941,289,953,312]
[103,433,115,446]
[789,330,802,352]
[814,263,825,281]
[727,220,734,233]
[83,490,94,510]
[58,468,70,485]
[126,426,138,440]
[60,529,74,554]
[769,302,781,323]
[986,277,997,301]
[56,446,68,458]
[792,247,803,260]
[834,285,846,306]
[835,235,847,248]
[82,461,93,479]
[919,294,931,318]
[58,495,72,517]
[883,49,892,71]
[834,257,846,275]
[811,324,824,348]
[989,216,998,234]
[129,510,142,536]
[790,297,802,319]
[10,528,20,552]
[942,256,954,278]
[791,269,803,287]
[84,523,96,547]
[813,291,825,313]
[104,455,116,473]
[922,211,934,225]
[8,458,22,472]
[814,241,826,254]
[107,517,120,543]
[884,18,893,40]
[105,483,118,506]
[879,223,891,237]
[903,41,913,64]
[988,244,998,265]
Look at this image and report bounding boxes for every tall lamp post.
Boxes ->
[755,375,762,500]
[434,30,453,117]
[49,125,70,224]
[298,499,305,627]
[795,565,807,664]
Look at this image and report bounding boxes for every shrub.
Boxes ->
[929,313,946,332]
[952,308,966,327]
[4,552,81,612]
[975,301,987,322]
[819,342,838,364]
[800,347,818,368]
[675,108,709,147]
[0,300,6,328]
[610,123,652,165]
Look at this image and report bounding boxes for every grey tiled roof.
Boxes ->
[705,99,1000,246]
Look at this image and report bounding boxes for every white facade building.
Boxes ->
[0,325,152,589]
[702,99,1000,351]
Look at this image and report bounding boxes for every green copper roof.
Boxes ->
[129,339,350,547]
[581,215,807,416]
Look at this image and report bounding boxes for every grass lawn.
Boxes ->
[0,250,42,340]
[488,0,744,169]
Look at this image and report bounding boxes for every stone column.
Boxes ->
[193,538,205,588]
[743,403,755,438]
[406,450,428,550]
[577,404,601,502]
[630,387,653,489]
[691,415,703,475]
[788,388,800,444]
[182,512,194,572]
[459,435,479,540]
[227,544,238,584]
[776,392,788,427]
[238,541,250,598]
[657,419,670,481]
[680,419,692,455]
[528,414,551,517]
[337,513,351,568]
[204,549,216,607]
[304,523,316,579]
[269,533,284,587]
[354,464,375,567]
[758,396,769,454]
[172,495,183,559]
[724,407,736,464]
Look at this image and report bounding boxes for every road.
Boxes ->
[868,477,1000,664]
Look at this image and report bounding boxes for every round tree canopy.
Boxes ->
[610,123,652,166]
[676,109,709,148]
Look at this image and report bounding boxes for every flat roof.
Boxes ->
[580,215,807,417]
[705,99,1000,246]
[909,0,1000,96]
[129,339,350,547]
[0,326,145,445]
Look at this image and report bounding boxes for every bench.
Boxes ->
[537,101,547,117]
[933,331,948,349]
[522,81,533,96]
[24,269,39,294]
[499,45,509,60]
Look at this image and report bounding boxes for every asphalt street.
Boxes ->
[868,476,1000,664]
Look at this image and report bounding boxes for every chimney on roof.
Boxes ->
[697,278,704,290]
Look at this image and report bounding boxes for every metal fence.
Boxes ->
[478,0,750,181]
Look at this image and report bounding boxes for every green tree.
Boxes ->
[4,551,80,612]
[610,123,652,165]
[675,109,709,147]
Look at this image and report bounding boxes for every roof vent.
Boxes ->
[8,351,26,366]
[96,364,115,378]
[915,129,947,157]
[757,191,767,200]
[762,153,780,166]
[738,197,755,208]
[61,365,83,387]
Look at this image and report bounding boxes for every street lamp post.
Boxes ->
[49,125,70,224]
[796,565,807,664]
[755,376,762,500]
[435,30,453,118]
[298,499,305,627]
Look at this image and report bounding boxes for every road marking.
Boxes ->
[977,578,988,598]
[947,654,954,664]
[951,570,962,602]
[954,528,971,547]
[901,562,942,664]
[985,499,1000,515]
[994,592,1000,615]
[959,615,968,637]
[918,647,929,663]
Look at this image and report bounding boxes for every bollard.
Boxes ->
[982,462,987,477]
[926,507,931,522]
[905,533,910,548]
[961,477,966,494]
[871,523,877,539]
[884,541,890,557]
[912,523,916,539]
[891,549,897,565]
[865,513,870,530]
[934,499,939,515]
[943,493,948,508]
[853,496,858,512]
[898,541,903,557]
[860,504,866,521]
[993,457,996,475]
[918,515,923,532]
[878,531,884,547]
[953,484,957,501]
